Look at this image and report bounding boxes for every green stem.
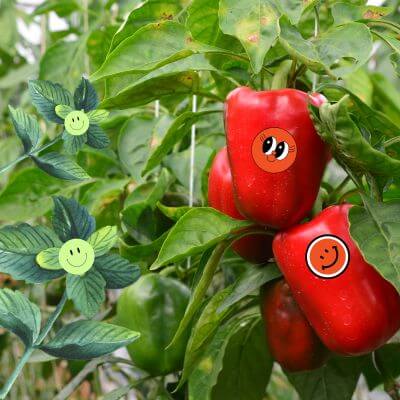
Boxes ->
[0,292,67,399]
[384,136,400,148]
[0,137,62,176]
[327,176,351,202]
[374,351,400,400]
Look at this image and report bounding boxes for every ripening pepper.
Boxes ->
[116,274,190,375]
[273,204,400,355]
[225,87,330,229]
[208,146,273,264]
[261,279,329,372]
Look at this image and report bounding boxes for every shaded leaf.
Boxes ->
[28,79,73,123]
[52,196,96,242]
[0,289,41,347]
[66,268,106,318]
[62,131,87,154]
[74,77,99,112]
[94,253,141,289]
[86,124,110,149]
[40,320,139,359]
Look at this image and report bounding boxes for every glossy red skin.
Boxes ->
[273,204,400,355]
[261,279,329,372]
[208,147,273,264]
[225,87,329,229]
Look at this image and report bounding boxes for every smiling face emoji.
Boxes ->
[59,239,95,275]
[252,127,297,173]
[64,111,90,136]
[306,235,350,278]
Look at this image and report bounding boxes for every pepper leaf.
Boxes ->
[88,226,118,256]
[8,106,41,153]
[219,0,279,74]
[66,268,106,318]
[28,79,73,123]
[311,96,400,177]
[36,247,62,270]
[74,77,99,112]
[0,223,64,283]
[94,253,141,289]
[31,152,90,181]
[0,289,41,347]
[151,208,251,269]
[40,320,140,360]
[349,200,400,293]
[52,196,96,242]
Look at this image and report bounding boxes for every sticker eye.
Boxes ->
[77,116,80,121]
[262,136,277,155]
[77,247,80,253]
[72,118,75,123]
[70,250,73,256]
[276,141,289,160]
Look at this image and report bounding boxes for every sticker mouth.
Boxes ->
[322,246,338,270]
[70,122,85,131]
[67,253,88,268]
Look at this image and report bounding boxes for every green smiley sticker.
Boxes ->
[59,239,95,275]
[64,110,90,136]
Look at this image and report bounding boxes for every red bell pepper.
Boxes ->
[273,204,400,355]
[225,87,329,229]
[208,147,273,264]
[261,279,329,372]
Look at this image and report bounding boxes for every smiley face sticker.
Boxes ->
[306,235,350,278]
[252,127,297,173]
[64,110,90,136]
[59,239,95,275]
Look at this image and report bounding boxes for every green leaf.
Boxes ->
[100,55,215,109]
[286,356,363,400]
[151,208,250,269]
[94,253,141,289]
[274,0,318,25]
[40,320,140,360]
[39,40,87,90]
[179,287,236,388]
[118,114,157,180]
[349,200,400,293]
[8,106,41,153]
[331,3,392,25]
[187,0,224,45]
[33,0,80,17]
[0,168,84,222]
[219,0,279,73]
[109,0,183,51]
[55,104,73,119]
[66,268,106,318]
[31,152,90,181]
[0,289,41,347]
[157,203,191,221]
[91,21,219,82]
[36,247,62,270]
[87,109,109,124]
[312,96,400,177]
[279,18,373,78]
[28,79,73,123]
[142,110,220,176]
[218,264,281,312]
[52,196,96,242]
[74,77,99,112]
[84,124,110,150]
[0,223,64,283]
[211,319,273,400]
[62,131,87,155]
[87,226,118,256]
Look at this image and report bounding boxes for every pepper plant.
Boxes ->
[2,0,400,399]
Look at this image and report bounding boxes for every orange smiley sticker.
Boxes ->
[306,235,350,278]
[252,128,297,173]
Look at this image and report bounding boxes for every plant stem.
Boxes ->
[327,176,351,202]
[374,351,400,400]
[0,137,62,176]
[0,292,67,399]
